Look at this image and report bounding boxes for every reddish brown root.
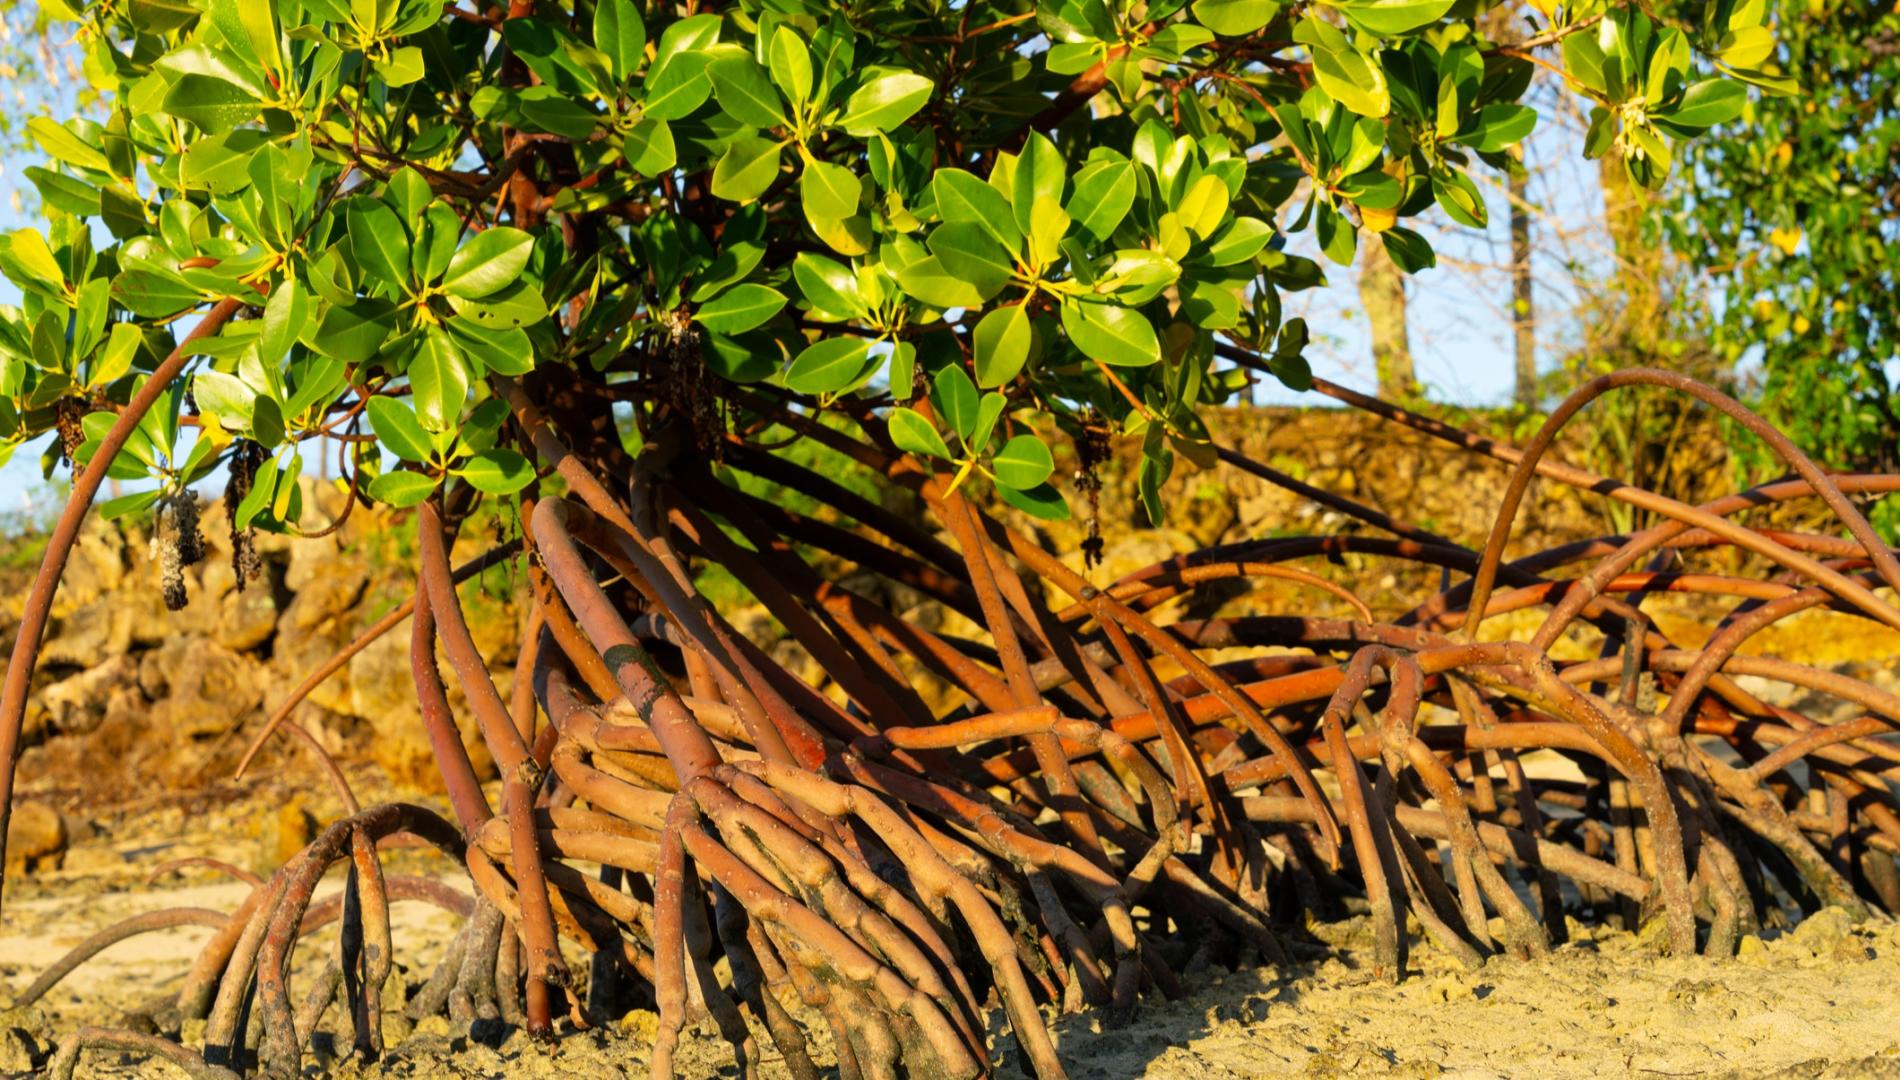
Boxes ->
[14,369,1900,1079]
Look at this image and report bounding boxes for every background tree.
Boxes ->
[1357,225,1417,399]
[1662,0,1900,504]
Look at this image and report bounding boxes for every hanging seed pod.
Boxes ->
[153,491,206,612]
[224,440,264,590]
[655,309,726,460]
[53,398,85,467]
[1075,409,1110,571]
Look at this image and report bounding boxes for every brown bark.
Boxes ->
[1511,159,1537,407]
[1598,154,1664,340]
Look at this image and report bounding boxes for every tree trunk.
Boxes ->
[1358,237,1416,400]
[1598,154,1663,341]
[1511,160,1536,407]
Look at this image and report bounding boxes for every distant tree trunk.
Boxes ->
[1511,159,1537,407]
[1359,237,1416,400]
[1598,155,1663,338]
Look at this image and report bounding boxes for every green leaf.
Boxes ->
[933,168,1023,252]
[235,460,279,526]
[1192,0,1280,35]
[260,278,309,362]
[992,434,1054,489]
[973,303,1033,388]
[889,340,918,399]
[1201,217,1273,266]
[1068,160,1137,244]
[793,253,864,322]
[1457,104,1537,152]
[1061,300,1161,367]
[161,73,263,133]
[193,370,255,429]
[177,129,268,195]
[1138,448,1172,525]
[250,395,286,450]
[443,227,535,299]
[642,51,713,119]
[800,158,861,220]
[1338,169,1401,210]
[26,117,111,173]
[127,0,200,33]
[349,199,412,294]
[1720,66,1797,96]
[712,136,787,203]
[448,280,549,329]
[113,262,200,317]
[932,364,979,442]
[410,328,468,432]
[308,298,399,363]
[414,203,461,284]
[768,27,813,106]
[1269,348,1314,392]
[26,168,101,217]
[1431,169,1486,228]
[0,230,67,299]
[970,392,1007,448]
[1334,0,1456,36]
[709,55,786,128]
[1027,197,1070,272]
[785,336,875,395]
[444,317,535,376]
[1661,79,1746,130]
[1012,133,1066,240]
[889,407,952,460]
[622,116,677,175]
[455,448,535,494]
[457,399,511,455]
[369,470,438,508]
[272,452,302,521]
[285,355,347,419]
[1176,174,1231,237]
[515,87,602,138]
[703,330,782,383]
[1311,42,1390,118]
[1316,204,1358,266]
[368,396,432,462]
[595,0,646,83]
[648,12,721,82]
[834,71,934,135]
[1179,273,1244,328]
[1381,227,1436,273]
[693,239,767,301]
[1716,25,1774,69]
[891,256,985,309]
[995,480,1069,520]
[926,223,1012,299]
[34,309,68,375]
[100,489,162,522]
[380,46,424,86]
[203,0,278,72]
[93,323,143,388]
[694,284,787,334]
[1563,32,1608,96]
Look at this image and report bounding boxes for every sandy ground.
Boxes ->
[5,776,1900,1078]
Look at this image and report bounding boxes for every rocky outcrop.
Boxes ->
[8,477,525,822]
[3,801,65,875]
[0,405,1856,851]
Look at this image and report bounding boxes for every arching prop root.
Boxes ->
[12,368,1900,1079]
